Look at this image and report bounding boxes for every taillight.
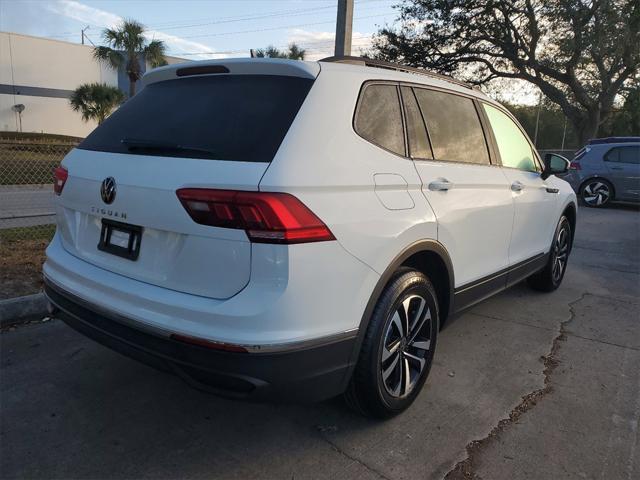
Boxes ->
[569,160,581,170]
[53,166,68,195]
[176,189,335,244]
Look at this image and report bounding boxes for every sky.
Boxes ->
[0,0,399,60]
[0,0,537,104]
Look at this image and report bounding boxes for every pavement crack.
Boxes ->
[320,435,393,480]
[443,293,588,480]
[466,311,555,332]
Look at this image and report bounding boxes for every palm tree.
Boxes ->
[255,43,306,60]
[93,20,167,98]
[69,83,125,124]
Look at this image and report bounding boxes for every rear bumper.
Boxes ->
[44,279,356,402]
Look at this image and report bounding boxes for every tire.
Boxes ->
[527,216,572,292]
[580,178,613,207]
[344,268,439,418]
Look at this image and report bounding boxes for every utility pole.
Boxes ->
[561,117,568,150]
[81,25,90,45]
[533,90,542,147]
[334,0,354,57]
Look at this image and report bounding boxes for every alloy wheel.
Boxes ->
[583,181,610,206]
[552,223,570,283]
[381,294,432,398]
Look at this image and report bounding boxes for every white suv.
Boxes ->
[44,57,577,417]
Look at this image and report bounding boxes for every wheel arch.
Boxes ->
[340,240,455,390]
[579,176,616,201]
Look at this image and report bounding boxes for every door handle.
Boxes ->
[428,178,452,191]
[511,181,524,192]
[610,166,624,170]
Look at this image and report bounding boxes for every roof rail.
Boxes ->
[319,55,475,90]
[587,137,640,145]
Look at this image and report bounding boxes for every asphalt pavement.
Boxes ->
[0,185,55,229]
[1,205,638,479]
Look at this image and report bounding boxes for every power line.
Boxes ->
[177,13,391,39]
[42,0,395,38]
[147,5,337,31]
[145,0,393,31]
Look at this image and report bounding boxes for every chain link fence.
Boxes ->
[1,140,77,299]
[0,141,76,239]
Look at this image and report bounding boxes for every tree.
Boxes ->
[255,43,306,60]
[372,0,640,145]
[505,102,580,149]
[69,83,125,124]
[93,20,167,98]
[601,86,640,136]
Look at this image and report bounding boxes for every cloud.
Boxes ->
[287,29,375,61]
[47,0,120,28]
[144,30,229,60]
[47,0,224,59]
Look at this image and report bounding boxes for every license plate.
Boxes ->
[98,219,143,261]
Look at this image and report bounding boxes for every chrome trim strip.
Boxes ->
[43,276,357,354]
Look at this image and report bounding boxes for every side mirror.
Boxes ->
[542,153,570,180]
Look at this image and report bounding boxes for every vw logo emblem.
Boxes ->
[100,177,116,204]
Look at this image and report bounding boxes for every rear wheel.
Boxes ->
[527,216,572,292]
[581,178,613,207]
[345,268,438,418]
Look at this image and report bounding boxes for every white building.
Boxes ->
[0,32,185,138]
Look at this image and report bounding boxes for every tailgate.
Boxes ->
[56,149,268,299]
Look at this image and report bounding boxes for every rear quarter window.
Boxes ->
[354,83,405,156]
[78,74,314,163]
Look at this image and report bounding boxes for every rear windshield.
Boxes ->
[78,74,314,163]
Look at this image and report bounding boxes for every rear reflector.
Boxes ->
[53,166,68,195]
[176,189,335,244]
[170,333,248,353]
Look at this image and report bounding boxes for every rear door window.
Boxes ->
[354,84,405,156]
[78,75,314,163]
[414,89,490,165]
[606,146,640,164]
[401,87,432,159]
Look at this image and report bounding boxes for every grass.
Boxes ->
[0,131,83,144]
[0,143,74,185]
[0,225,55,299]
[0,225,56,243]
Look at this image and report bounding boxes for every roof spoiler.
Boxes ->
[143,58,320,87]
[587,137,640,145]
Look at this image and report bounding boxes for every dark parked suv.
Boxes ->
[564,137,640,207]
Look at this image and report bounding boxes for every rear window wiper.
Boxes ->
[121,138,218,158]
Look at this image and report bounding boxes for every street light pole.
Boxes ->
[335,0,354,57]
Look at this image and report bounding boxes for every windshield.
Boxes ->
[78,74,314,163]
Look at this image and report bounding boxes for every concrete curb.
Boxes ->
[0,293,47,326]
